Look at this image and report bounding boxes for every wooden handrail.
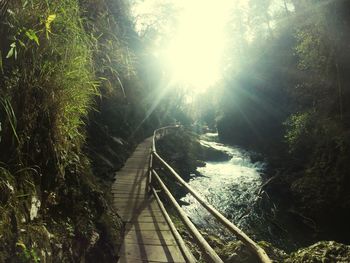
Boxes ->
[150,126,272,263]
[152,125,180,152]
[152,169,222,263]
[151,187,197,263]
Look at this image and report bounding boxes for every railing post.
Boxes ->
[147,150,153,194]
[151,125,272,263]
[152,169,223,263]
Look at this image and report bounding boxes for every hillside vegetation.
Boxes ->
[215,0,350,243]
[0,0,158,261]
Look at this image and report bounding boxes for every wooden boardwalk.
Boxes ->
[112,138,186,263]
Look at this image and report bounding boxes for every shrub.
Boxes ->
[284,111,315,155]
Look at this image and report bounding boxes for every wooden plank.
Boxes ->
[118,243,185,262]
[128,216,167,223]
[113,180,146,185]
[114,200,148,205]
[115,175,146,180]
[116,169,147,174]
[117,212,163,219]
[113,177,146,182]
[113,181,146,186]
[113,137,186,263]
[113,183,145,188]
[114,196,150,201]
[152,169,223,263]
[125,222,170,231]
[112,187,146,193]
[113,200,149,207]
[117,168,147,172]
[125,160,148,165]
[115,203,162,212]
[124,230,177,245]
[113,195,149,200]
[113,193,148,199]
[117,168,148,172]
[112,190,147,196]
[123,165,148,170]
[113,192,148,197]
[114,177,146,182]
[114,205,159,214]
[112,189,147,194]
[116,205,153,216]
[117,210,164,219]
[118,257,185,263]
[152,188,197,263]
[116,206,161,213]
[111,180,147,189]
[112,181,147,186]
[112,184,147,191]
[115,171,147,175]
[123,238,177,246]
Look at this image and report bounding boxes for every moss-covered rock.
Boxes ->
[286,241,350,263]
[215,240,350,263]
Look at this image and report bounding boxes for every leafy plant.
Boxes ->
[284,111,314,154]
[0,97,19,144]
[16,241,40,263]
[25,29,39,45]
[6,42,17,59]
[45,14,56,39]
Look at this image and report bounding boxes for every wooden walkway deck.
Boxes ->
[112,138,186,263]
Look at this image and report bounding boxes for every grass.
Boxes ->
[2,0,98,162]
[0,0,140,261]
[0,0,131,262]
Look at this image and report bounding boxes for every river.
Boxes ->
[180,132,295,250]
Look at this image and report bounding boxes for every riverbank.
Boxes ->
[156,128,350,262]
[157,129,296,250]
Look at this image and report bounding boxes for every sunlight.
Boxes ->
[132,0,295,93]
[162,0,233,92]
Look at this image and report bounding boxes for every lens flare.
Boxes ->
[162,0,233,92]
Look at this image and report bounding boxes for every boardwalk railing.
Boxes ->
[148,126,272,263]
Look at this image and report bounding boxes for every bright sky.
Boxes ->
[162,0,234,92]
[131,0,290,93]
[132,0,237,92]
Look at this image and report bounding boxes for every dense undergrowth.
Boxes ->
[0,0,157,261]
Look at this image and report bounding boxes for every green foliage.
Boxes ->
[284,111,313,154]
[45,14,56,39]
[0,97,19,144]
[16,241,40,263]
[0,0,156,261]
[25,29,39,45]
[6,42,17,59]
[1,0,99,170]
[295,29,328,72]
[0,0,138,261]
[215,0,350,243]
[81,0,137,96]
